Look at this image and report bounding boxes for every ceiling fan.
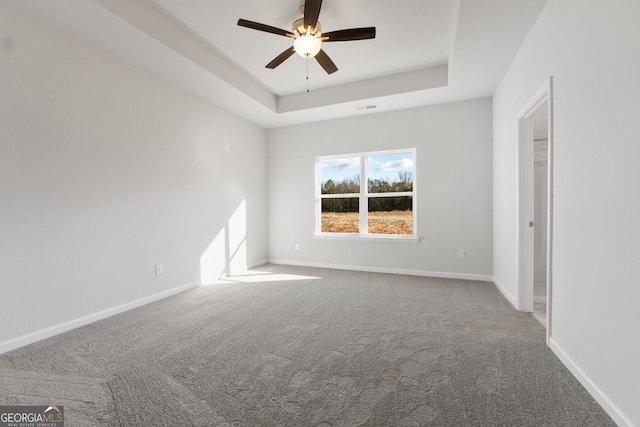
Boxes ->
[237,0,376,75]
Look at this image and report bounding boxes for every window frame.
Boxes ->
[315,148,418,242]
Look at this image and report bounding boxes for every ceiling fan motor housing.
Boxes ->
[292,18,321,36]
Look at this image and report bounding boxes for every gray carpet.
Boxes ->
[0,265,614,426]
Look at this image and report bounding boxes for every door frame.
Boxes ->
[517,77,554,343]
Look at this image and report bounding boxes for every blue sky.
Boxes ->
[320,152,414,183]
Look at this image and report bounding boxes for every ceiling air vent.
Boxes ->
[355,104,379,112]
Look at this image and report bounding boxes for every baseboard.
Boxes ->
[533,295,547,304]
[492,276,518,309]
[549,338,634,427]
[0,281,200,355]
[245,259,269,270]
[268,259,493,282]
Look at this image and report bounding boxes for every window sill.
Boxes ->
[314,233,420,243]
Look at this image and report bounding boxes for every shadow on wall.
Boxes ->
[199,200,247,284]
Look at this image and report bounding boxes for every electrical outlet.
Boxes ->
[295,243,300,250]
[155,264,163,275]
[458,251,465,260]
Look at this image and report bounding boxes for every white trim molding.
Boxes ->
[0,281,200,355]
[549,338,635,427]
[492,277,518,308]
[268,259,493,282]
[314,234,419,243]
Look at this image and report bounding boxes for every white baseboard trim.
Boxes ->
[246,259,269,270]
[267,259,493,282]
[0,281,200,355]
[492,276,518,309]
[549,338,634,427]
[533,295,547,304]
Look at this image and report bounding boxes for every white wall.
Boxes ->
[493,0,640,425]
[0,7,267,351]
[268,98,493,279]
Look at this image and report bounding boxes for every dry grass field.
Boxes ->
[321,211,413,235]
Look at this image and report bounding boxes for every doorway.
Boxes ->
[518,78,553,342]
[532,103,549,328]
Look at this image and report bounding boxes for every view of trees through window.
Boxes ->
[318,151,415,236]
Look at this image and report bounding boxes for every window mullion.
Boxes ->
[368,191,414,198]
[321,193,360,199]
[360,155,368,234]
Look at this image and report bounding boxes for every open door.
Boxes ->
[532,103,549,328]
[518,78,553,344]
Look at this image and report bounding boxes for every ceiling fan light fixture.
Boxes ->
[294,34,321,58]
[237,1,376,74]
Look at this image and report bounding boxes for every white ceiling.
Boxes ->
[4,0,548,129]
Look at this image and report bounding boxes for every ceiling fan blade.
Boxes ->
[237,19,295,38]
[266,46,296,69]
[323,27,376,42]
[304,0,322,29]
[315,49,338,74]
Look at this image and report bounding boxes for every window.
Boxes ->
[316,149,416,238]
